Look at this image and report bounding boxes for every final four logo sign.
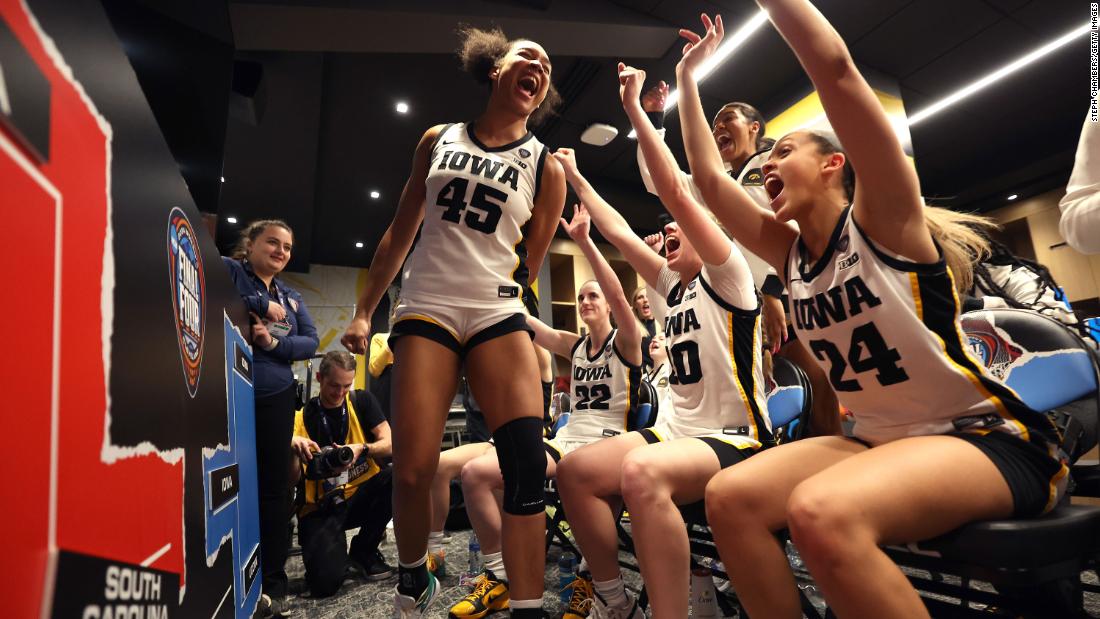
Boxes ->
[168,207,206,397]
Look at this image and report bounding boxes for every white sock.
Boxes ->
[510,598,543,609]
[484,551,507,581]
[593,576,627,608]
[399,553,427,569]
[428,531,445,554]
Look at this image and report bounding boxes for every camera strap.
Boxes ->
[308,395,350,445]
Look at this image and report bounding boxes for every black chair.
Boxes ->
[882,308,1100,618]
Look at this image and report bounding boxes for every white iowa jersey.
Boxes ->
[402,122,549,307]
[654,254,771,448]
[556,329,641,444]
[785,207,1060,448]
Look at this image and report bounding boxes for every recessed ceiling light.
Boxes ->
[395,102,409,114]
[220,176,225,183]
[908,22,1089,126]
[1007,194,1018,201]
[226,216,238,224]
[628,10,770,138]
[355,241,364,248]
[369,190,381,199]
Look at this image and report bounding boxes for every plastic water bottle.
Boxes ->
[785,540,804,570]
[468,532,482,576]
[558,552,576,604]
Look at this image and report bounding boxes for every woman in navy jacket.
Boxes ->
[223,219,318,610]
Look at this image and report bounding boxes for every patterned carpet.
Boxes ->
[276,522,1100,618]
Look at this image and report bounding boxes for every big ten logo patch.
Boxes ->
[200,314,262,618]
[167,207,206,397]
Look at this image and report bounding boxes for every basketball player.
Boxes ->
[448,202,642,619]
[551,78,772,614]
[672,9,1068,618]
[341,26,566,619]
[639,73,840,438]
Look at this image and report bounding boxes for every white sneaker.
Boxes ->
[393,572,440,619]
[591,592,644,619]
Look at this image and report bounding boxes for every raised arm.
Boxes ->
[751,3,935,261]
[551,148,665,286]
[341,125,441,353]
[526,315,581,360]
[675,16,796,272]
[561,203,643,366]
[619,62,734,269]
[525,155,568,279]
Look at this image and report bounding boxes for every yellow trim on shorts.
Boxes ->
[647,427,665,442]
[1043,462,1070,514]
[543,438,563,461]
[394,313,459,340]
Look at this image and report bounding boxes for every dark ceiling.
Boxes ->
[114,0,1090,273]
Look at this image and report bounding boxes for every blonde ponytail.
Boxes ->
[922,206,994,294]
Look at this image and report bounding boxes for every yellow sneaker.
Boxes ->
[448,571,509,619]
[428,550,447,579]
[562,574,593,619]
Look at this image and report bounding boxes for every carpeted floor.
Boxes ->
[278,523,1099,618]
[280,525,608,619]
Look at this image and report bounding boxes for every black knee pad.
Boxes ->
[492,417,547,515]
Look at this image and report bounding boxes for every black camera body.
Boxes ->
[305,445,354,480]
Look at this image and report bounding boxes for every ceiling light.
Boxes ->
[226,216,238,224]
[628,10,770,138]
[908,22,1089,126]
[395,101,409,114]
[355,242,364,248]
[1007,194,1018,201]
[220,176,225,183]
[369,190,381,199]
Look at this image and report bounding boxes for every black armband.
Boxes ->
[761,274,785,298]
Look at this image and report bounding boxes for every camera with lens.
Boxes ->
[305,445,354,480]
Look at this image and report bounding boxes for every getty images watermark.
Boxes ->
[1092,3,1098,121]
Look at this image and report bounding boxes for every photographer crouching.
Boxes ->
[291,351,395,597]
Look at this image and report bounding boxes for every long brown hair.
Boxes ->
[232,219,294,260]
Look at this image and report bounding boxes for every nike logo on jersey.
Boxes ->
[664,308,702,337]
[438,150,521,191]
[573,364,612,381]
[792,275,882,331]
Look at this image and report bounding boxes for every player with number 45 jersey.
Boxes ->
[341,27,566,619]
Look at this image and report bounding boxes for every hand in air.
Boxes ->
[551,147,579,178]
[643,232,665,255]
[560,203,592,242]
[617,62,647,108]
[341,316,371,354]
[641,81,669,113]
[678,14,725,75]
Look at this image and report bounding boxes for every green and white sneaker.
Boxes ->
[394,572,440,619]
